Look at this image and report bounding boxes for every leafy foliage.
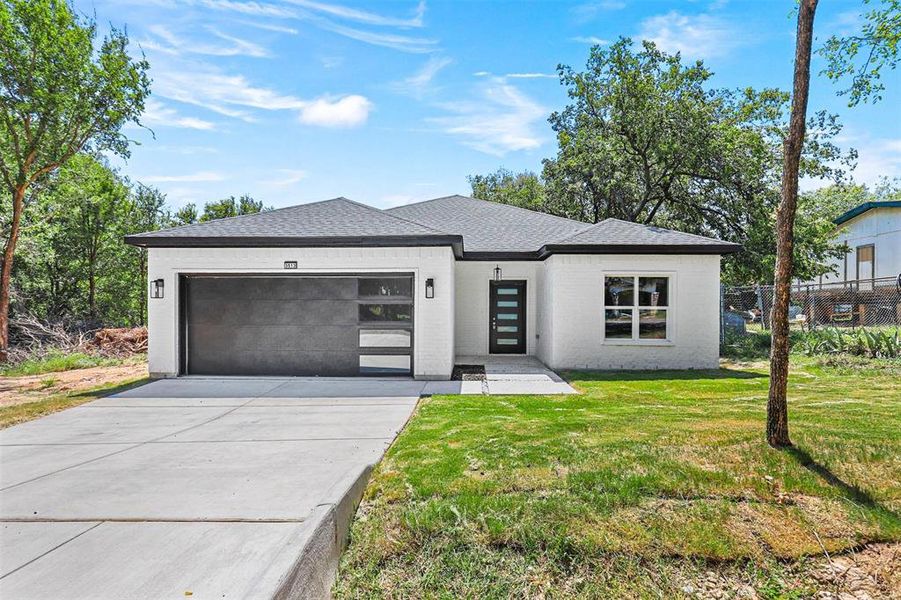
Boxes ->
[819,0,901,106]
[9,153,266,336]
[469,39,857,285]
[798,327,901,359]
[170,194,267,225]
[467,168,546,212]
[0,0,151,357]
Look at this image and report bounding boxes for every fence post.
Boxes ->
[719,283,725,350]
[756,285,767,330]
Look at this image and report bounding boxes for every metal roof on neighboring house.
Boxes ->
[125,195,741,258]
[833,201,901,226]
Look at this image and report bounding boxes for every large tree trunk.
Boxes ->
[768,0,818,448]
[0,186,27,362]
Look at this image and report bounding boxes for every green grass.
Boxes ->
[0,377,149,429]
[335,359,901,598]
[0,351,122,377]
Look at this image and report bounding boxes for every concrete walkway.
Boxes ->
[0,378,418,600]
[455,355,578,395]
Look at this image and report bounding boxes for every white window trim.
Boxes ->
[602,272,675,346]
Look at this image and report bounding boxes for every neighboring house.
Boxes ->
[125,196,740,379]
[818,201,901,285]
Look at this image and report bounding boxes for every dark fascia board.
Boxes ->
[537,243,742,259]
[833,200,901,226]
[458,251,541,261]
[125,234,741,260]
[124,234,464,257]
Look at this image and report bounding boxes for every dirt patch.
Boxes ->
[811,543,901,600]
[0,360,148,407]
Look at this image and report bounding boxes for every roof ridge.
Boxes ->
[390,194,592,228]
[139,196,349,237]
[340,197,454,236]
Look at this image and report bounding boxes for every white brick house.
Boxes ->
[126,196,739,379]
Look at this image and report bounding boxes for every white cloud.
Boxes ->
[473,71,491,77]
[505,72,556,79]
[850,138,901,186]
[320,56,344,69]
[392,56,452,98]
[637,11,743,60]
[240,20,300,34]
[139,171,227,183]
[314,19,437,53]
[269,169,309,186]
[141,100,217,130]
[154,71,305,120]
[572,0,626,22]
[298,95,373,127]
[430,78,548,156]
[153,70,372,127]
[197,0,297,18]
[570,36,610,45]
[282,0,426,28]
[141,25,270,58]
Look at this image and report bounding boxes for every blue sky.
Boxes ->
[75,0,900,210]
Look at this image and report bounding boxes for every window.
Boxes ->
[359,329,411,348]
[359,303,412,322]
[856,244,874,287]
[358,277,412,298]
[359,354,411,375]
[603,276,670,341]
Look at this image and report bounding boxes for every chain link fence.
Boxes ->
[721,276,901,343]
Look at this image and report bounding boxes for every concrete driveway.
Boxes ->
[0,378,420,599]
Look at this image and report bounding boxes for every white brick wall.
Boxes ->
[146,247,722,377]
[543,254,721,370]
[146,246,455,379]
[454,261,541,356]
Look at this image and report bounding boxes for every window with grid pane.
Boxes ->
[603,276,669,341]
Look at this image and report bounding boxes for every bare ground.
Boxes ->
[0,360,148,407]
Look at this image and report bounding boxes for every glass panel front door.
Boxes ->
[489,281,526,354]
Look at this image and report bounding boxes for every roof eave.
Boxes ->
[833,200,901,226]
[538,243,742,259]
[124,234,465,257]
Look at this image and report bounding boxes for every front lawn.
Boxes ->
[336,359,900,598]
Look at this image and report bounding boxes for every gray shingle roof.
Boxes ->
[545,218,741,254]
[125,195,740,256]
[386,195,590,254]
[125,197,459,247]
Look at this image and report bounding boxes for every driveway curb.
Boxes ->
[272,463,374,600]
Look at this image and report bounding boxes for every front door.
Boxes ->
[489,281,526,354]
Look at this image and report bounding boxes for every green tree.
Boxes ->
[127,183,167,324]
[468,168,547,212]
[543,39,848,235]
[170,203,198,226]
[769,0,818,448]
[820,0,901,106]
[199,195,265,222]
[172,195,266,225]
[0,0,150,359]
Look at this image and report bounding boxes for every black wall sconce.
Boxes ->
[425,278,435,299]
[150,278,165,299]
[493,265,502,281]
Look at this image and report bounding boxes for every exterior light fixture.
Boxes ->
[425,278,435,299]
[494,265,502,281]
[150,278,165,299]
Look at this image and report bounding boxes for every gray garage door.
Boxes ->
[181,275,413,376]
